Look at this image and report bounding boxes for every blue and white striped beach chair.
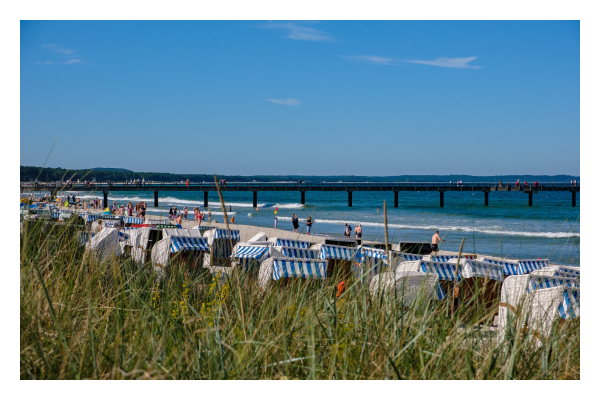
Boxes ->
[462,259,504,281]
[272,258,327,280]
[557,287,580,320]
[528,275,580,292]
[278,247,320,259]
[319,244,357,261]
[398,252,423,262]
[274,238,311,249]
[170,236,210,253]
[518,259,549,275]
[482,256,520,276]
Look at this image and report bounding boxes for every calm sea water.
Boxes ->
[56,189,580,266]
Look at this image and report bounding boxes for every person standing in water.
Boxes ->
[355,224,362,239]
[344,223,351,238]
[431,230,445,253]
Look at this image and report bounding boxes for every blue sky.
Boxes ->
[20,20,580,175]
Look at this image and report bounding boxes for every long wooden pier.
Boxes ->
[20,181,580,208]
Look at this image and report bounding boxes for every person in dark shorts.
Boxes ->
[292,214,299,232]
[355,224,362,239]
[344,223,351,238]
[431,230,445,253]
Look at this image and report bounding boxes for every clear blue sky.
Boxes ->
[20,20,580,176]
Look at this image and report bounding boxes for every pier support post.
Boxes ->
[572,191,576,207]
[300,191,305,205]
[528,192,533,206]
[253,191,258,208]
[103,191,108,209]
[154,191,159,207]
[204,191,208,207]
[439,191,444,208]
[394,191,398,208]
[485,191,489,206]
[348,191,353,207]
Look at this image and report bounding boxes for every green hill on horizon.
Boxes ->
[20,166,580,183]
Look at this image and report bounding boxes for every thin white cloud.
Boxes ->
[339,55,396,65]
[262,22,334,42]
[405,57,481,69]
[267,99,302,107]
[39,44,84,65]
[42,44,76,55]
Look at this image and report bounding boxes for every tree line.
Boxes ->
[20,166,579,184]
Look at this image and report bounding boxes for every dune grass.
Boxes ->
[20,218,579,379]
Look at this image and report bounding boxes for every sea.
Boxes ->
[55,188,580,266]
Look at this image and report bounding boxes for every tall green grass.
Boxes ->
[20,218,579,379]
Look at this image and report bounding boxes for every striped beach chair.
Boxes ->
[397,252,423,262]
[278,246,321,259]
[462,259,504,281]
[420,261,461,282]
[123,217,145,225]
[557,287,580,320]
[214,228,240,240]
[170,236,210,253]
[518,259,549,275]
[528,274,580,292]
[482,256,520,276]
[318,244,357,261]
[273,238,312,249]
[272,258,327,280]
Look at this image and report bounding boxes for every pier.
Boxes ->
[21,181,580,208]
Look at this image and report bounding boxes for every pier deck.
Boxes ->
[21,181,580,208]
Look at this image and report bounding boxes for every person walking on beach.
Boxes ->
[169,207,173,219]
[184,207,188,220]
[229,204,232,212]
[431,230,445,253]
[175,214,183,228]
[208,209,212,222]
[344,223,351,238]
[275,217,278,229]
[292,214,299,232]
[306,216,313,235]
[355,224,362,239]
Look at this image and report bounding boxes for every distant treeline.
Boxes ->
[20,166,579,183]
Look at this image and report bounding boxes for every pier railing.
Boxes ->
[20,181,580,208]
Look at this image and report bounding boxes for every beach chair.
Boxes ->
[85,227,126,261]
[482,256,520,276]
[267,238,312,249]
[151,229,211,279]
[257,257,327,290]
[231,243,272,273]
[496,275,580,346]
[277,246,321,260]
[518,259,549,275]
[369,271,440,307]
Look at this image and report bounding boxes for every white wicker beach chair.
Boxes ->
[368,271,439,307]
